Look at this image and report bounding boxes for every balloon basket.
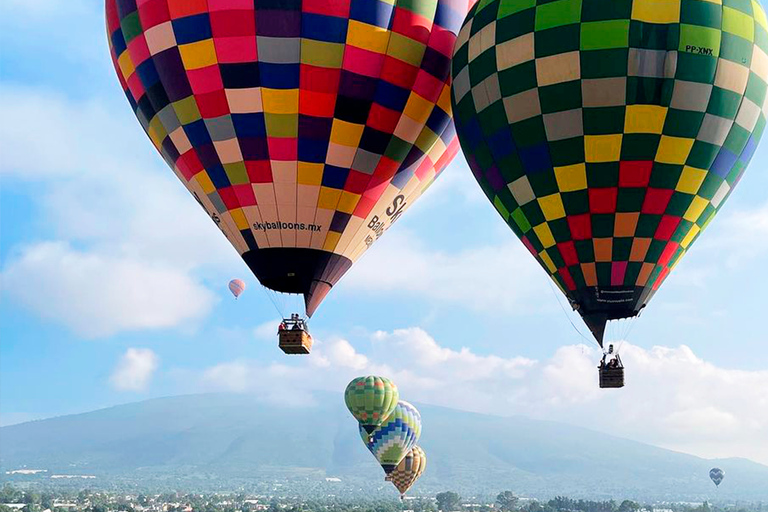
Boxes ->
[279,330,313,354]
[599,366,624,388]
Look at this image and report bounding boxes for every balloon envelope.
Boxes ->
[710,467,725,487]
[345,376,399,434]
[106,0,468,316]
[228,278,246,298]
[451,0,768,342]
[389,446,427,497]
[363,400,422,474]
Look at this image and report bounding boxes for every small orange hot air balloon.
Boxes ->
[228,279,246,299]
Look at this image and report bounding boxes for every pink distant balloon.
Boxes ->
[228,279,246,299]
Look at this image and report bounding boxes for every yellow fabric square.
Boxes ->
[261,89,299,115]
[230,208,249,230]
[684,196,709,222]
[195,172,216,194]
[539,250,557,274]
[533,223,556,248]
[117,51,135,79]
[723,6,755,41]
[330,120,365,147]
[301,40,344,68]
[436,85,452,115]
[403,93,433,124]
[631,0,681,24]
[388,33,426,67]
[538,194,566,220]
[680,224,701,248]
[179,39,217,70]
[754,1,768,31]
[585,134,622,162]
[347,21,390,53]
[555,163,587,191]
[337,191,361,214]
[656,136,694,164]
[323,231,341,252]
[298,163,323,186]
[148,116,167,149]
[675,166,707,194]
[318,187,342,209]
[624,105,667,133]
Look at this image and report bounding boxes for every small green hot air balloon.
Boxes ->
[344,376,399,434]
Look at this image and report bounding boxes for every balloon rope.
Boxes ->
[546,278,595,347]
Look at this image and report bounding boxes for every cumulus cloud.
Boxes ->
[189,327,768,465]
[343,230,552,314]
[110,348,159,392]
[1,242,216,337]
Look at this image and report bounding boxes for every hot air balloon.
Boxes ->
[710,467,725,487]
[345,376,399,434]
[228,278,246,299]
[388,446,427,498]
[451,0,768,382]
[105,0,468,339]
[362,400,422,475]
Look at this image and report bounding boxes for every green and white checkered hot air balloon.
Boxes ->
[451,0,768,345]
[360,400,422,475]
[344,376,399,434]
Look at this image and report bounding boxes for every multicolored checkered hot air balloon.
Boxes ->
[344,376,399,433]
[106,0,470,318]
[361,400,422,474]
[388,445,427,498]
[228,278,246,298]
[451,0,768,344]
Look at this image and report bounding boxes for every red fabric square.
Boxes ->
[412,71,444,103]
[167,0,208,18]
[127,73,146,103]
[214,37,257,63]
[428,26,457,57]
[302,0,351,17]
[299,91,336,117]
[557,241,579,267]
[567,214,592,240]
[127,35,151,67]
[232,183,257,206]
[267,138,298,161]
[106,0,121,32]
[218,186,240,210]
[246,161,273,183]
[178,151,204,180]
[195,89,230,118]
[138,0,170,29]
[415,156,434,180]
[642,188,674,215]
[658,241,680,267]
[208,0,254,11]
[521,236,537,257]
[654,215,681,240]
[391,8,433,44]
[344,170,372,194]
[653,267,670,290]
[589,187,618,214]
[368,103,401,134]
[187,65,224,95]
[353,195,377,218]
[210,9,255,37]
[619,161,652,187]
[558,268,577,291]
[343,46,386,77]
[380,57,419,90]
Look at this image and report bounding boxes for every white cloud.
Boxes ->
[1,242,216,337]
[110,348,159,392]
[343,230,552,314]
[188,327,768,465]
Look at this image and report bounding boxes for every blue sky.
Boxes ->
[1,0,767,465]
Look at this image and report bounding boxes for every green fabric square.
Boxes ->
[549,247,566,268]
[574,239,595,261]
[121,12,143,43]
[592,214,615,237]
[173,97,202,124]
[224,162,249,185]
[469,50,498,84]
[472,1,501,33]
[453,45,469,71]
[630,21,676,51]
[616,188,645,212]
[679,24,722,56]
[522,200,546,226]
[726,159,747,185]
[663,109,705,138]
[624,261,642,285]
[472,143,496,170]
[646,240,666,262]
[580,48,629,78]
[627,77,665,105]
[635,214,661,237]
[498,153,526,182]
[581,20,630,50]
[384,136,412,162]
[496,8,536,40]
[745,72,768,106]
[510,116,547,147]
[549,218,572,240]
[455,97,478,124]
[583,107,625,135]
[494,195,511,220]
[723,124,751,154]
[549,138,585,166]
[675,52,718,82]
[686,140,720,168]
[666,191,695,216]
[562,190,590,214]
[586,162,619,187]
[595,262,612,284]
[498,0,536,18]
[478,102,509,137]
[535,0,582,31]
[571,264,587,288]
[498,61,538,96]
[613,238,633,260]
[723,0,754,15]
[620,134,662,160]
[755,23,768,53]
[529,171,560,196]
[535,24,581,57]
[720,31,754,65]
[671,219,695,243]
[706,87,742,118]
[695,203,717,226]
[581,0,631,22]
[538,81,583,113]
[511,207,532,232]
[753,114,766,140]
[681,0,722,28]
[649,163,684,188]
[400,0,438,17]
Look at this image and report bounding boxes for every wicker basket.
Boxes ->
[599,366,624,388]
[279,329,313,355]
